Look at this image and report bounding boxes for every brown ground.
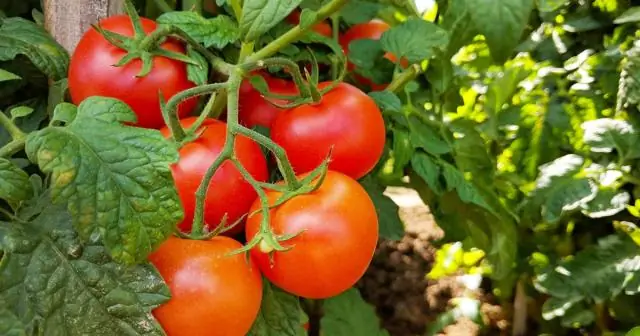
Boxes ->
[356,187,509,336]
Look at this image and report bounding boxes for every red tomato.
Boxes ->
[287,10,332,37]
[271,82,386,180]
[239,72,299,129]
[160,117,268,234]
[339,20,407,91]
[68,15,196,129]
[245,170,379,299]
[150,236,263,336]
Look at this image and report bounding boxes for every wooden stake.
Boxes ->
[43,0,124,53]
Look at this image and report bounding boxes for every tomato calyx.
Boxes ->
[91,0,198,77]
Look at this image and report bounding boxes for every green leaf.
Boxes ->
[186,45,209,85]
[0,308,26,336]
[409,118,451,155]
[340,1,382,25]
[411,153,442,194]
[0,158,33,205]
[560,303,595,328]
[0,99,47,148]
[392,129,413,172]
[528,154,597,223]
[485,67,530,124]
[534,234,640,303]
[247,280,306,336]
[0,68,20,82]
[628,327,640,336]
[349,39,384,70]
[581,189,630,218]
[537,0,566,12]
[25,97,183,264]
[241,0,302,41]
[8,106,33,121]
[0,193,170,335]
[298,9,317,30]
[467,0,535,63]
[321,288,390,336]
[369,91,402,113]
[617,47,640,113]
[0,17,68,80]
[360,177,404,241]
[614,7,640,24]
[441,162,494,214]
[440,0,478,57]
[380,18,449,63]
[581,118,637,158]
[157,12,240,49]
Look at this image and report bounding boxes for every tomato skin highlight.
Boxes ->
[160,117,268,234]
[245,170,379,299]
[149,236,263,336]
[271,82,386,180]
[68,15,197,129]
[239,72,299,129]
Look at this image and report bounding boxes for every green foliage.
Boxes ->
[240,0,301,41]
[157,12,240,48]
[247,280,307,336]
[0,158,32,206]
[0,191,170,335]
[320,288,389,336]
[25,98,183,265]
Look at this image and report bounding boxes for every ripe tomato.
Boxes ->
[287,10,332,37]
[160,117,268,234]
[68,15,196,129]
[149,236,263,336]
[271,82,386,180]
[239,72,299,129]
[245,170,378,299]
[339,20,407,91]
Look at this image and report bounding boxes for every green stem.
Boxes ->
[152,0,173,13]
[240,57,311,98]
[386,64,422,93]
[230,0,243,19]
[0,139,26,158]
[246,0,349,63]
[163,82,227,142]
[209,89,228,119]
[0,112,25,140]
[235,126,300,190]
[239,41,255,62]
[138,25,233,75]
[623,172,640,186]
[181,0,202,13]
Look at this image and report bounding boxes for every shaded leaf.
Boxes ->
[0,158,33,205]
[157,12,240,49]
[581,118,637,158]
[9,106,33,120]
[369,91,402,113]
[25,97,183,264]
[409,118,450,155]
[0,308,26,336]
[440,0,478,57]
[186,45,209,85]
[441,162,494,214]
[340,0,382,25]
[361,177,404,241]
[0,193,170,335]
[392,129,414,172]
[537,0,567,12]
[380,19,449,63]
[321,288,390,336]
[411,152,442,194]
[0,17,68,80]
[0,68,20,82]
[581,189,630,218]
[614,7,640,24]
[248,280,306,336]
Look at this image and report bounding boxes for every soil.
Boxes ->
[356,187,509,336]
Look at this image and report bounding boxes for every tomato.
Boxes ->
[287,10,332,38]
[239,72,299,129]
[149,236,263,336]
[271,82,386,180]
[160,117,268,234]
[245,170,379,299]
[68,15,196,129]
[339,20,407,91]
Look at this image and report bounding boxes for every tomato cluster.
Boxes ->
[68,10,392,336]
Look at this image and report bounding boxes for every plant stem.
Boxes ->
[138,25,233,76]
[0,112,25,140]
[152,0,173,13]
[230,0,243,19]
[246,0,349,63]
[163,83,227,142]
[623,172,640,185]
[0,139,26,158]
[181,0,202,13]
[386,63,422,93]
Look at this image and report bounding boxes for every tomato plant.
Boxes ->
[4,0,640,335]
[245,170,379,299]
[68,14,197,129]
[271,82,386,179]
[149,235,263,335]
